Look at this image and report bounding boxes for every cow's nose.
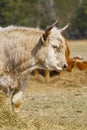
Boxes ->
[63,64,68,70]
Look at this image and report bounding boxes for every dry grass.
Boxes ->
[0,40,87,130]
[68,40,87,59]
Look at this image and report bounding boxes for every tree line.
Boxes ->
[0,0,87,39]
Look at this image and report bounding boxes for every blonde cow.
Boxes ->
[0,20,69,112]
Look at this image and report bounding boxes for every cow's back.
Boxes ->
[0,26,44,72]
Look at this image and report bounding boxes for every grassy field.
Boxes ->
[0,40,87,130]
[68,40,87,59]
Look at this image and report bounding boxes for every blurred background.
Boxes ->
[0,1,87,130]
[0,0,87,39]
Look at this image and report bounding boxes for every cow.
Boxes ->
[75,60,87,70]
[63,40,83,72]
[0,20,69,112]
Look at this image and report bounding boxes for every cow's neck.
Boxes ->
[14,57,47,75]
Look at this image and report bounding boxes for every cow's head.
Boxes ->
[35,20,69,72]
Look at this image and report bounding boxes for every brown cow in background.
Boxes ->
[75,60,87,70]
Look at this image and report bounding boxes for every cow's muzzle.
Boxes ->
[62,63,68,70]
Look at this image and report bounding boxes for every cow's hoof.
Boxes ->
[11,91,23,113]
[13,106,20,114]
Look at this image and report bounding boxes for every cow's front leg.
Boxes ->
[11,90,23,113]
[44,70,50,82]
[34,69,39,78]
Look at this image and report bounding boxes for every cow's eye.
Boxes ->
[52,45,61,52]
[52,45,58,49]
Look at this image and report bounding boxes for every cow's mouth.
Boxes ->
[55,66,63,72]
[45,64,63,72]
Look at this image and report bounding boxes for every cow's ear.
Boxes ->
[59,23,70,33]
[43,20,58,41]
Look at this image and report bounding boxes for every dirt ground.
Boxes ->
[0,40,87,130]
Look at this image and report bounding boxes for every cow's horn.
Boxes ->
[60,23,70,32]
[43,19,59,41]
[45,19,59,32]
